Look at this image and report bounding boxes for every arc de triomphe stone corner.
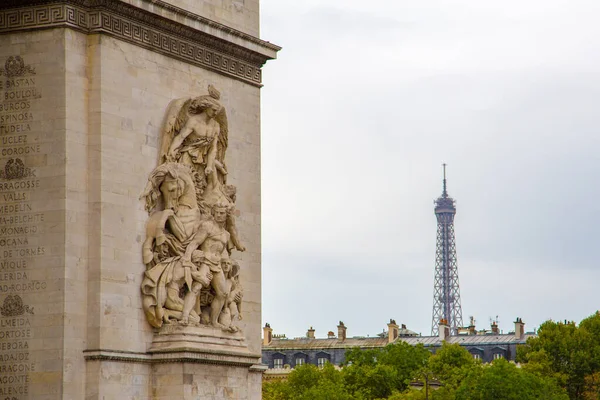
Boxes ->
[0,0,279,398]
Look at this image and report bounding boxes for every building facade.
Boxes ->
[262,318,533,373]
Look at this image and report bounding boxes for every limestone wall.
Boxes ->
[87,33,263,355]
[0,0,274,395]
[0,27,96,398]
[85,32,263,398]
[0,27,263,400]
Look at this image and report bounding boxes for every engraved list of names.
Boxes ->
[0,55,45,398]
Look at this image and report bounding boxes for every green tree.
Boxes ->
[342,363,398,399]
[580,312,600,378]
[517,313,600,399]
[378,341,432,383]
[263,363,355,400]
[387,389,428,400]
[343,347,382,367]
[582,372,600,400]
[427,342,476,389]
[342,342,431,399]
[263,378,292,400]
[397,342,477,400]
[456,358,568,400]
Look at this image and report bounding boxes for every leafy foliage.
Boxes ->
[426,342,476,389]
[517,312,600,399]
[455,358,568,400]
[263,363,355,400]
[342,341,431,399]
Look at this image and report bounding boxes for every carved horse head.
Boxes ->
[141,162,198,213]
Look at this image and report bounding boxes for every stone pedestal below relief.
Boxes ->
[149,328,264,399]
[84,327,265,399]
[150,325,257,360]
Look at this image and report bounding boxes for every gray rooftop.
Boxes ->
[263,333,534,351]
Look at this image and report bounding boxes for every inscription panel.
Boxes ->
[0,296,33,398]
[0,55,48,399]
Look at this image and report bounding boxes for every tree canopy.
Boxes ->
[517,311,600,399]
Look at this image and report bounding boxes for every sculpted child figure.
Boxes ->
[181,203,231,329]
[174,250,213,325]
[219,259,243,330]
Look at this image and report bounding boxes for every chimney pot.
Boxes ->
[468,316,476,335]
[387,319,399,344]
[337,321,347,341]
[491,321,499,335]
[514,318,525,340]
[439,319,450,341]
[263,323,273,346]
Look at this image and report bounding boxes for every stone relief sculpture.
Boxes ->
[0,294,34,317]
[141,86,244,332]
[0,158,36,180]
[0,55,36,77]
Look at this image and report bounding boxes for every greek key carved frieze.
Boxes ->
[0,0,279,86]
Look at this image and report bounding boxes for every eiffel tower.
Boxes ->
[431,164,463,336]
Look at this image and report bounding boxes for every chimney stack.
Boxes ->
[337,321,347,341]
[263,323,273,345]
[307,326,315,339]
[468,316,476,335]
[514,317,525,340]
[491,320,499,335]
[387,319,399,344]
[438,319,450,341]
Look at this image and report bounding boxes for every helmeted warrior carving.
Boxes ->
[140,86,245,332]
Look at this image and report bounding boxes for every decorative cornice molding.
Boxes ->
[0,0,280,86]
[83,349,153,364]
[83,348,262,367]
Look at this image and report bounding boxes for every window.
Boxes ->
[493,353,503,360]
[472,353,481,360]
[317,358,328,368]
[295,358,304,367]
[274,358,283,369]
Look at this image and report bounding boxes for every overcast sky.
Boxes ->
[258,0,600,339]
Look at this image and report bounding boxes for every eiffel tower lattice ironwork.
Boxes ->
[430,164,463,336]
